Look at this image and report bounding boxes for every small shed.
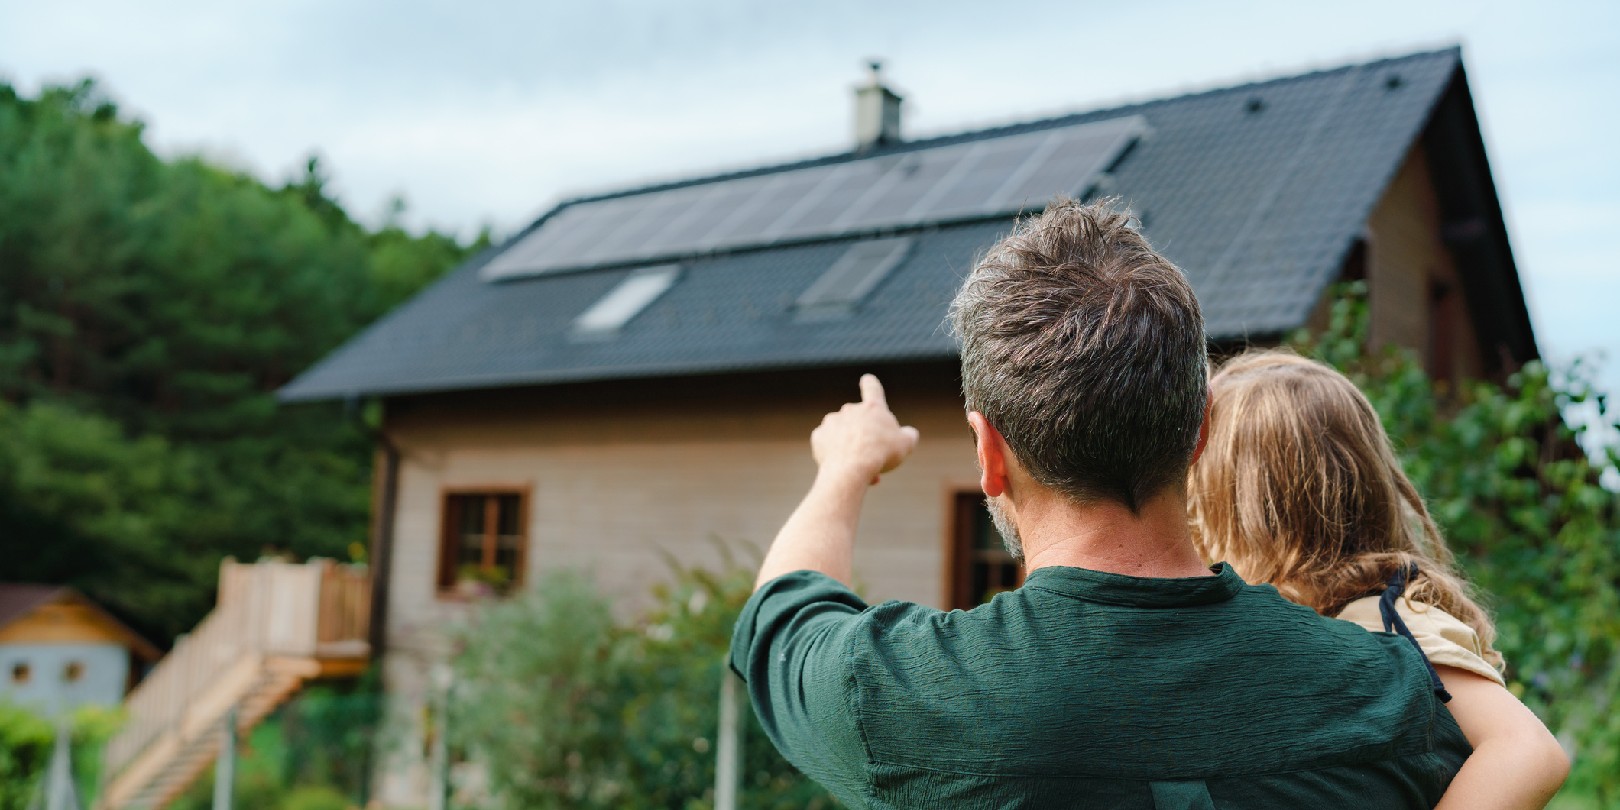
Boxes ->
[0,585,160,715]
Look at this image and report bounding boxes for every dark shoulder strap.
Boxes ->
[1379,563,1453,703]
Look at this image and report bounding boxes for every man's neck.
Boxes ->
[1018,486,1212,579]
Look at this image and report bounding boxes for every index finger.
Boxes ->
[859,373,887,407]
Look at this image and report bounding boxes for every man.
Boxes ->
[730,199,1470,808]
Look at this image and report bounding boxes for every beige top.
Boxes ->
[1338,595,1506,686]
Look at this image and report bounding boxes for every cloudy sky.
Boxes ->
[2,0,1615,399]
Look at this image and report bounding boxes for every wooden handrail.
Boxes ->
[101,558,370,790]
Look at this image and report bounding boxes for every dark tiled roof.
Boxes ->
[0,583,67,629]
[282,48,1462,402]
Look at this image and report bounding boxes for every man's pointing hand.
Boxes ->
[811,374,921,485]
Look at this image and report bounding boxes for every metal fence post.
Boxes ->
[213,706,236,810]
[428,664,453,810]
[715,667,744,810]
[29,717,82,810]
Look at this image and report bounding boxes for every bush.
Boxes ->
[281,785,352,810]
[449,557,836,809]
[0,702,55,810]
[0,701,120,810]
[279,672,382,801]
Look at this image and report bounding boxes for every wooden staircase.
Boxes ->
[98,560,371,810]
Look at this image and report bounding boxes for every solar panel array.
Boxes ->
[484,114,1147,281]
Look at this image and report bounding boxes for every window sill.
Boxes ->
[436,583,521,603]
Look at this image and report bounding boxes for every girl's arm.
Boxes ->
[1434,666,1570,810]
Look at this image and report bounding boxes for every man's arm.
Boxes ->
[731,374,919,805]
[754,374,920,590]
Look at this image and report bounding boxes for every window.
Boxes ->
[64,661,85,683]
[1339,237,1369,283]
[438,490,529,596]
[1428,277,1457,384]
[10,662,29,684]
[794,237,912,321]
[571,265,681,339]
[948,492,1024,610]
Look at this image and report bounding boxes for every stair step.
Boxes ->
[101,660,331,809]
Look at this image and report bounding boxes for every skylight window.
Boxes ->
[794,237,913,321]
[571,265,681,339]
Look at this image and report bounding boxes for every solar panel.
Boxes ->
[760,163,858,238]
[639,182,759,256]
[773,160,888,238]
[568,195,671,265]
[993,124,1141,211]
[702,171,829,246]
[632,195,705,250]
[836,150,961,228]
[571,265,682,339]
[482,204,602,278]
[794,237,913,321]
[914,136,1046,220]
[484,114,1146,281]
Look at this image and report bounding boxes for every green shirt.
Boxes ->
[730,565,1469,809]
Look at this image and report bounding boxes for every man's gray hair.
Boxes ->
[949,197,1208,511]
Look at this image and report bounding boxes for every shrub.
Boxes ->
[449,557,836,809]
[0,701,119,810]
[281,785,352,810]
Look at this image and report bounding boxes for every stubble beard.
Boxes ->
[984,496,1025,561]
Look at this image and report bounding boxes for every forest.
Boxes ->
[0,78,483,643]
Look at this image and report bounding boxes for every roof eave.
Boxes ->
[1418,58,1539,370]
[279,348,965,403]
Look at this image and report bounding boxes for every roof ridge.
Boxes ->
[549,45,1461,210]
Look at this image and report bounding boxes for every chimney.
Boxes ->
[853,60,902,150]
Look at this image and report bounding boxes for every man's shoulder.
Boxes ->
[848,581,1410,666]
[1227,580,1413,657]
[848,590,1034,650]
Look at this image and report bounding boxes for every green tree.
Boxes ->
[0,78,478,640]
[1293,285,1620,805]
[0,401,213,633]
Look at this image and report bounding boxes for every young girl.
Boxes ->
[1187,351,1569,809]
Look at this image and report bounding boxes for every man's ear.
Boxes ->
[1190,392,1212,466]
[967,411,1010,498]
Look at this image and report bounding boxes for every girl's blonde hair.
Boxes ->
[1187,350,1494,647]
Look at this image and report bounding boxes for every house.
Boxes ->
[280,46,1536,802]
[0,584,160,716]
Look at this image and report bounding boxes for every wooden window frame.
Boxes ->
[943,489,1025,611]
[436,485,531,599]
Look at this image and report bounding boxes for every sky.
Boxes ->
[1,0,1616,403]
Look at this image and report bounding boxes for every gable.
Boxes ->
[282,48,1474,403]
